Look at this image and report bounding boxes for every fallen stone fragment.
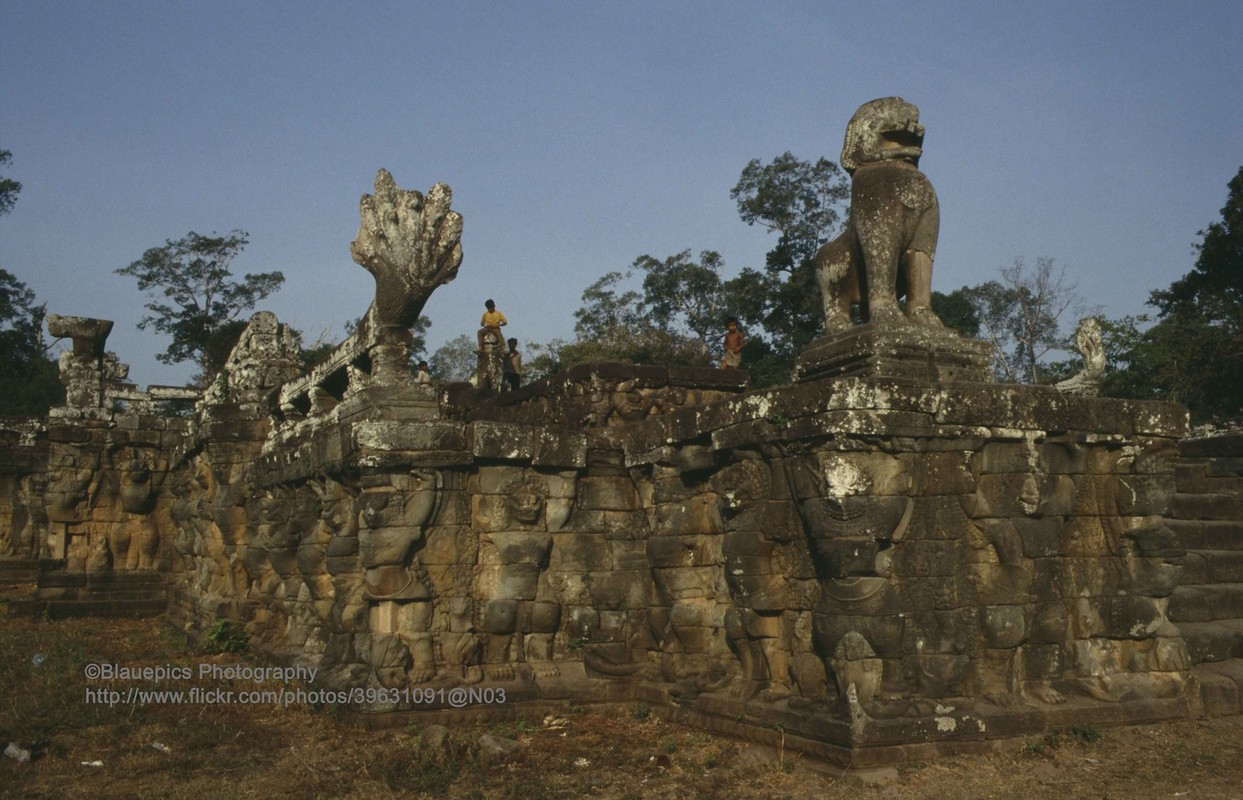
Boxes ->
[478,733,522,765]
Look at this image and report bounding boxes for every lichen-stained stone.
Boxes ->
[486,531,552,567]
[471,421,535,461]
[646,497,716,537]
[1037,475,1077,517]
[913,452,975,496]
[979,605,1029,648]
[649,534,723,567]
[969,439,1039,477]
[1132,403,1189,437]
[969,562,1035,605]
[802,110,947,331]
[532,429,587,467]
[420,524,473,566]
[472,494,513,533]
[1014,517,1061,559]
[597,510,649,541]
[1040,441,1090,474]
[483,599,518,634]
[324,555,359,576]
[469,466,526,495]
[1116,471,1178,517]
[913,653,971,696]
[895,540,960,578]
[1107,595,1170,639]
[817,612,906,661]
[653,565,724,600]
[668,602,717,630]
[578,476,640,511]
[1059,516,1110,557]
[549,533,614,572]
[1121,525,1184,597]
[964,472,1047,519]
[353,421,468,453]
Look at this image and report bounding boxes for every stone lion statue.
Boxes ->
[813,97,942,332]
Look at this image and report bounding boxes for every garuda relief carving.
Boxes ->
[788,449,914,707]
[477,474,562,681]
[359,469,443,687]
[712,457,815,702]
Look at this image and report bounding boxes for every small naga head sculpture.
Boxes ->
[839,96,926,174]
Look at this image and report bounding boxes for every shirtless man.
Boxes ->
[720,318,747,369]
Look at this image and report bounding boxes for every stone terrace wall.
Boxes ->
[0,417,47,562]
[147,361,1198,764]
[446,363,750,428]
[1,342,1228,764]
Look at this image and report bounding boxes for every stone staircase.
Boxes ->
[0,558,62,589]
[1167,432,1243,716]
[2,567,169,619]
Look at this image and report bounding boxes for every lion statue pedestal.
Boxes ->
[793,97,992,384]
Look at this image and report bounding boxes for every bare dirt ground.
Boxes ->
[2,610,1241,800]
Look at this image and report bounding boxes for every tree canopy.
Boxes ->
[436,159,1241,417]
[0,154,63,415]
[1129,166,1243,420]
[0,269,64,415]
[720,153,851,383]
[540,252,728,374]
[945,257,1082,383]
[115,230,284,384]
[429,334,477,382]
[731,152,848,274]
[0,150,21,218]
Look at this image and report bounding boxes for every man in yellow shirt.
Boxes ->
[476,299,508,352]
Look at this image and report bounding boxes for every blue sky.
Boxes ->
[2,1,1241,387]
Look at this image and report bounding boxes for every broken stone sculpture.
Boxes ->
[46,315,116,409]
[1055,317,1106,396]
[46,314,113,356]
[813,97,942,331]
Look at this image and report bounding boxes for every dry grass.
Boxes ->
[2,605,1241,799]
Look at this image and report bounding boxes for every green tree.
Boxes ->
[522,338,568,383]
[429,334,477,382]
[115,231,284,384]
[731,152,848,274]
[0,153,64,415]
[1084,315,1162,400]
[930,289,981,338]
[728,153,851,383]
[1138,166,1243,419]
[0,150,21,217]
[557,254,729,370]
[957,257,1081,382]
[637,250,727,357]
[0,269,64,415]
